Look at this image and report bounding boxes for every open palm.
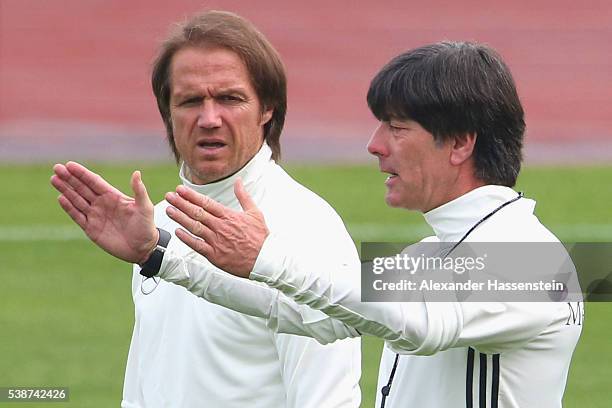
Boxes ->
[51,162,158,264]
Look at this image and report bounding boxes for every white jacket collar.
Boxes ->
[179,143,272,207]
[423,185,533,241]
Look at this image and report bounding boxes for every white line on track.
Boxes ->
[0,226,87,241]
[1,223,612,242]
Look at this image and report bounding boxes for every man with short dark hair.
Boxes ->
[162,41,582,407]
[366,41,524,192]
[51,10,361,408]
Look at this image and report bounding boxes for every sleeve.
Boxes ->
[156,248,360,344]
[250,233,562,355]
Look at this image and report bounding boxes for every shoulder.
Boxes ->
[259,163,356,252]
[471,198,560,243]
[261,163,347,225]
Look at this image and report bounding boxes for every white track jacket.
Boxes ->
[156,180,582,407]
[121,144,361,408]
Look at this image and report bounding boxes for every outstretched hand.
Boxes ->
[165,179,269,278]
[50,162,158,264]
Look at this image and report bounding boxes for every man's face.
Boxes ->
[169,46,272,184]
[367,119,456,212]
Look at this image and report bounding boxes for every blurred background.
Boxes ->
[2,0,612,163]
[1,1,611,407]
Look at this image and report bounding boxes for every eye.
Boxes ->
[218,94,244,103]
[387,122,405,133]
[179,97,202,107]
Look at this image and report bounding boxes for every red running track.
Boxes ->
[1,0,611,162]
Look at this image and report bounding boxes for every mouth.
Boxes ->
[381,168,399,187]
[385,173,398,180]
[196,140,227,151]
[381,169,399,181]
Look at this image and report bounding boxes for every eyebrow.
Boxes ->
[388,118,411,125]
[213,87,248,95]
[172,86,249,100]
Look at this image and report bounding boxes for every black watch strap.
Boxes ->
[139,228,171,278]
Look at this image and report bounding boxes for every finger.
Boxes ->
[53,163,97,203]
[58,195,87,230]
[50,173,73,195]
[175,185,226,218]
[131,171,153,211]
[166,205,215,241]
[175,227,214,257]
[65,161,116,196]
[51,175,91,213]
[234,178,257,212]
[166,191,218,227]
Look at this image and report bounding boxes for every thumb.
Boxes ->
[131,170,153,209]
[234,178,257,212]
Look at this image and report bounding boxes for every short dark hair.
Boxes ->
[367,41,525,187]
[152,10,287,162]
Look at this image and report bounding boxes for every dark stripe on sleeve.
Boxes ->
[466,347,475,408]
[491,354,500,408]
[479,353,487,408]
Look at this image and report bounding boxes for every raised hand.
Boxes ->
[50,162,158,264]
[165,179,269,277]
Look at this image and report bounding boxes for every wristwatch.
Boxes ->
[139,228,171,278]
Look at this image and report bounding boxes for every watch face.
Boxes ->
[158,229,172,247]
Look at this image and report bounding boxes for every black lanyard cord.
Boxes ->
[379,353,400,408]
[446,192,524,256]
[379,192,523,408]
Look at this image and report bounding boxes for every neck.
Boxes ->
[178,143,272,207]
[425,170,486,212]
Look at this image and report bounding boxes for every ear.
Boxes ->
[260,108,273,126]
[449,133,477,166]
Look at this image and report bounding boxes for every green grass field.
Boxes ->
[1,163,610,407]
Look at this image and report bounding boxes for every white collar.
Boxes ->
[423,185,533,241]
[179,143,272,207]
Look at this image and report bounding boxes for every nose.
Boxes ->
[367,123,388,157]
[197,100,222,129]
